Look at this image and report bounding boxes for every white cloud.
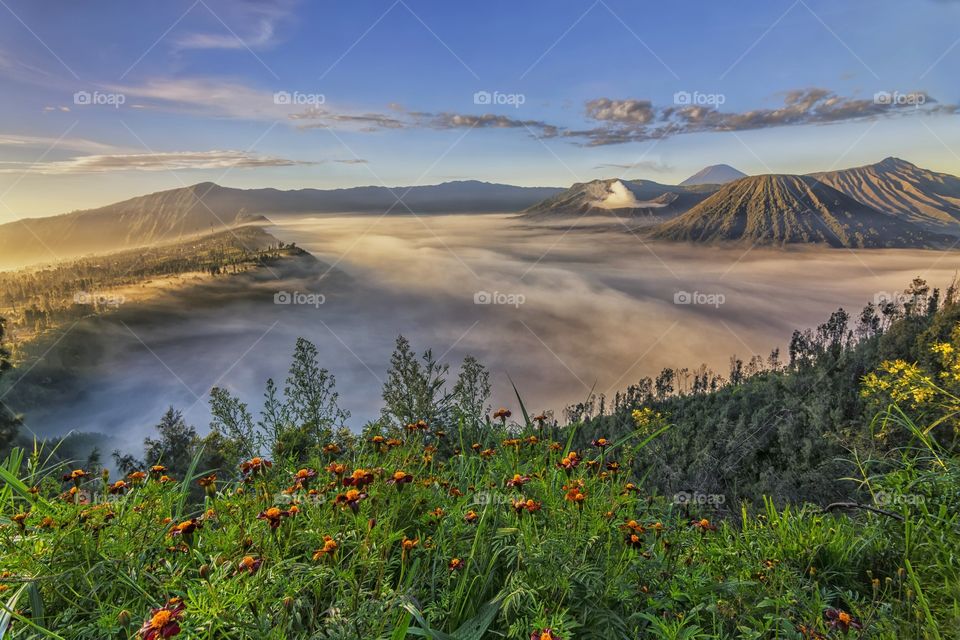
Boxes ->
[0,150,318,174]
[174,0,297,51]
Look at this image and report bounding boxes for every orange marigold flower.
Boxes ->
[464,510,479,524]
[109,480,129,495]
[621,519,646,534]
[370,435,386,444]
[236,555,262,575]
[11,512,28,530]
[334,489,367,513]
[405,419,429,432]
[239,457,272,478]
[825,608,862,633]
[506,473,530,488]
[322,443,341,454]
[526,435,539,445]
[128,471,147,483]
[622,483,639,494]
[158,475,174,484]
[388,470,414,487]
[39,516,55,529]
[401,536,419,552]
[557,452,580,473]
[343,469,374,488]
[479,448,496,459]
[449,557,465,571]
[492,407,512,421]
[197,474,217,494]
[564,487,586,506]
[605,461,620,473]
[257,507,292,529]
[691,518,718,532]
[325,462,346,477]
[502,438,522,448]
[62,468,89,483]
[170,518,202,538]
[625,533,644,549]
[591,437,610,448]
[470,443,482,451]
[511,498,542,515]
[549,442,562,452]
[312,535,338,560]
[149,465,167,476]
[386,438,403,448]
[449,487,463,497]
[531,629,559,640]
[138,600,185,640]
[430,507,446,519]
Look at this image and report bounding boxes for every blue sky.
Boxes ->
[0,0,958,218]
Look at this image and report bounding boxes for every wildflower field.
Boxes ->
[2,291,960,639]
[0,402,957,639]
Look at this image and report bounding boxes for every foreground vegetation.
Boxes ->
[0,279,958,638]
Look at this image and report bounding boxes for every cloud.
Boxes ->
[593,160,673,173]
[0,150,318,174]
[571,88,958,146]
[586,98,656,124]
[174,0,298,51]
[0,134,123,155]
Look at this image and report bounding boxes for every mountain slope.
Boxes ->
[522,178,716,219]
[0,181,562,268]
[680,164,747,186]
[651,174,941,248]
[811,157,960,234]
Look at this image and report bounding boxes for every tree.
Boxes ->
[143,407,199,478]
[258,338,349,461]
[452,356,491,426]
[209,387,257,467]
[381,335,451,428]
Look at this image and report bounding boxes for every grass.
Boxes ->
[0,414,956,639]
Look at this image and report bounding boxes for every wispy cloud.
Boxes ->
[174,0,298,51]
[0,133,124,155]
[0,150,318,174]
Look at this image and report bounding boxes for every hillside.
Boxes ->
[812,157,960,234]
[680,163,747,186]
[651,174,942,248]
[521,178,716,218]
[0,181,562,268]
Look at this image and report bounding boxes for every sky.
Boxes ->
[0,0,958,219]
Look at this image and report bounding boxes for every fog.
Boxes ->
[10,212,959,454]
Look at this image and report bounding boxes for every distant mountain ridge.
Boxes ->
[522,178,717,218]
[0,181,563,268]
[651,174,943,248]
[680,164,747,186]
[811,157,960,233]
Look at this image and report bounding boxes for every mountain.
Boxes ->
[521,178,717,219]
[0,181,562,268]
[680,164,747,186]
[651,174,942,248]
[811,157,960,234]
